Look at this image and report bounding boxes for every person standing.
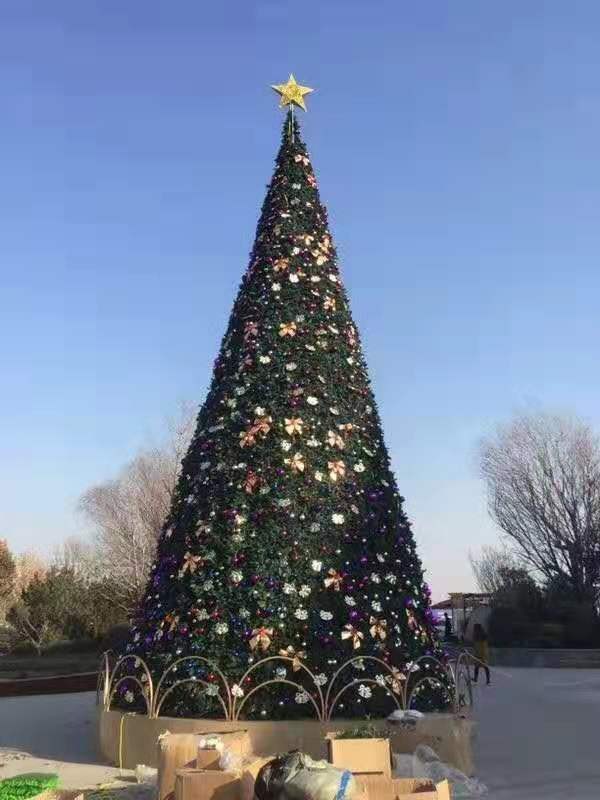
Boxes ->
[443,612,452,640]
[472,623,491,685]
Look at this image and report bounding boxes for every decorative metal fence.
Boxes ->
[98,649,475,721]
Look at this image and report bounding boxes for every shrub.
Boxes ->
[43,638,100,656]
[9,640,38,656]
[562,604,600,647]
[493,568,543,621]
[100,624,131,654]
[9,638,100,657]
[535,623,566,648]
[488,606,538,646]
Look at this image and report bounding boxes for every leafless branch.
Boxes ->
[469,545,519,594]
[79,403,195,614]
[479,412,600,606]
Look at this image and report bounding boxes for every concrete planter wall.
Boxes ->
[97,708,475,776]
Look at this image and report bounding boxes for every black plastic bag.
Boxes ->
[255,751,357,800]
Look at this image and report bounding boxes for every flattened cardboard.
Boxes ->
[196,749,222,771]
[158,732,200,800]
[175,769,240,800]
[198,731,252,769]
[36,792,84,800]
[356,774,451,800]
[326,734,391,778]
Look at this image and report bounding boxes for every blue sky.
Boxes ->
[2,1,600,599]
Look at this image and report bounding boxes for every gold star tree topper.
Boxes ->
[271,74,314,111]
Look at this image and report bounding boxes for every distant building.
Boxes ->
[432,592,492,641]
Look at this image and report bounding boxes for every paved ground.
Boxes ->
[473,667,600,799]
[1,672,600,798]
[0,692,128,788]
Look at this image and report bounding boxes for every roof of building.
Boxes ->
[431,592,492,610]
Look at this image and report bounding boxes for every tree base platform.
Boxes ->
[97,707,475,776]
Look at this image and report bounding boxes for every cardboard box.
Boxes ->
[239,756,273,800]
[36,792,84,800]
[357,775,451,800]
[196,748,222,771]
[197,731,253,769]
[326,733,392,778]
[175,769,240,800]
[158,732,200,800]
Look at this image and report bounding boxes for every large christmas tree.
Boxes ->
[127,80,448,719]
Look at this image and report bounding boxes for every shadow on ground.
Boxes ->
[0,693,98,764]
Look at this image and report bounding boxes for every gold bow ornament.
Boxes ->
[279,645,307,671]
[324,569,344,591]
[342,624,364,650]
[285,417,304,436]
[369,616,388,641]
[179,551,203,577]
[249,626,274,652]
[385,667,407,695]
[279,322,298,337]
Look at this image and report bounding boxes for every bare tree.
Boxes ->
[7,602,51,655]
[2,551,47,644]
[52,536,95,579]
[80,402,196,614]
[469,545,519,595]
[480,412,600,608]
[13,552,47,596]
[0,540,15,600]
[0,540,16,622]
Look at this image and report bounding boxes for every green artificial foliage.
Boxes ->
[0,774,59,800]
[125,112,450,718]
[334,725,388,740]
